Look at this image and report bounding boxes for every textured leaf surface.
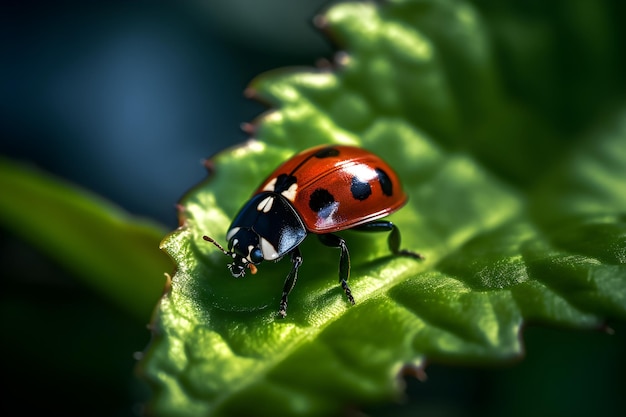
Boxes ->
[0,158,170,320]
[141,1,626,416]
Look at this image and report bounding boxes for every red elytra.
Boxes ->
[254,145,408,233]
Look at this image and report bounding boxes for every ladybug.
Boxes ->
[204,144,422,317]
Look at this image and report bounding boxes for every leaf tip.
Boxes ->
[202,158,215,175]
[312,13,328,31]
[243,86,257,99]
[401,363,428,383]
[240,121,256,135]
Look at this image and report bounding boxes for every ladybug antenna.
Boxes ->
[202,235,258,275]
[202,235,229,256]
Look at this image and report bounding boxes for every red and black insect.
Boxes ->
[204,144,422,317]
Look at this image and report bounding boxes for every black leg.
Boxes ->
[318,233,355,305]
[352,220,424,259]
[278,247,303,318]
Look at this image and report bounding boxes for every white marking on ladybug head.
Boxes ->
[260,237,279,260]
[256,195,274,213]
[226,227,240,241]
[281,182,298,202]
[247,245,256,260]
[262,177,278,192]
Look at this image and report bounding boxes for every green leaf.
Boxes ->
[140,0,626,415]
[0,158,171,320]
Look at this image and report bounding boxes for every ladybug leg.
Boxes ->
[278,247,303,318]
[352,220,424,259]
[318,234,356,306]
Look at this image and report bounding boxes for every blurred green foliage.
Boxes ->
[0,158,171,319]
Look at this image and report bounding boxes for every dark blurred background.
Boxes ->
[0,0,336,225]
[1,1,624,416]
[0,1,334,416]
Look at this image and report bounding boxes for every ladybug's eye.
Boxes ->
[250,248,264,264]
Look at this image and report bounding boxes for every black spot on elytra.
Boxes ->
[314,147,340,159]
[273,173,297,193]
[376,168,393,196]
[309,188,335,212]
[350,176,372,201]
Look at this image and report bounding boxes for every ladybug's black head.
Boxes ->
[203,229,264,278]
